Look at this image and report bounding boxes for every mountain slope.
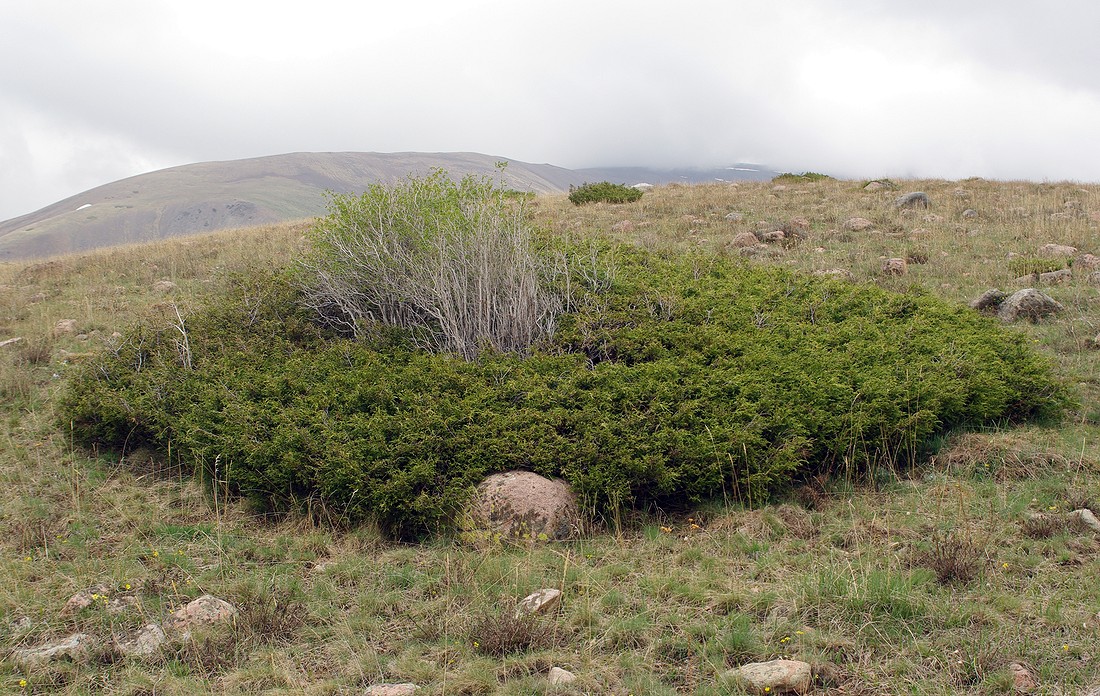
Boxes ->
[0,152,776,259]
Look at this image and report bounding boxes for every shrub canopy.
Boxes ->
[568,182,643,206]
[61,245,1071,539]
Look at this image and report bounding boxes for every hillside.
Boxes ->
[0,152,776,260]
[1,177,1097,694]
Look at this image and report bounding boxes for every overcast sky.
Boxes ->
[3,0,1100,221]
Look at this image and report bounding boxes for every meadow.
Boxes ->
[1,176,1098,694]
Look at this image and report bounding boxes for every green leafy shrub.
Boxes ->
[61,248,1071,539]
[772,172,833,183]
[1008,255,1070,278]
[568,182,643,206]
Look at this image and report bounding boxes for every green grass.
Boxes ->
[1,179,1099,694]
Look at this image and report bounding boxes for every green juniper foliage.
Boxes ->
[61,244,1070,539]
[568,181,644,206]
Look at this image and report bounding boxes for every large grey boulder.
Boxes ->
[997,289,1063,323]
[727,659,812,694]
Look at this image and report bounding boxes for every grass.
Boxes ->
[1,179,1099,693]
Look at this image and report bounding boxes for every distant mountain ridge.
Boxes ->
[0,152,777,259]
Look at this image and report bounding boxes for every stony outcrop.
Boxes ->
[996,289,1063,323]
[895,192,930,209]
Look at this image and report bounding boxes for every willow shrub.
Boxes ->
[61,249,1071,538]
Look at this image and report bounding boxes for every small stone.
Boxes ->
[1089,271,1100,286]
[895,191,930,209]
[114,623,166,657]
[364,685,419,696]
[0,336,25,348]
[725,212,744,222]
[1068,508,1100,534]
[732,231,761,248]
[814,268,854,281]
[61,585,113,616]
[516,588,562,617]
[1037,268,1072,285]
[164,594,238,638]
[843,217,873,231]
[969,289,1007,313]
[548,667,577,685]
[1008,662,1037,692]
[1076,253,1100,271]
[12,633,94,668]
[882,258,908,276]
[728,659,812,694]
[962,209,978,218]
[922,213,944,223]
[1038,243,1078,257]
[55,319,78,335]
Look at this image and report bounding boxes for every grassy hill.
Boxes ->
[0,152,778,261]
[0,177,1098,694]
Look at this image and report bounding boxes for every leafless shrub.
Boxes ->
[467,609,557,657]
[921,531,982,585]
[299,170,565,361]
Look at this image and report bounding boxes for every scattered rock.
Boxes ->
[164,594,238,638]
[863,181,889,192]
[843,217,873,231]
[732,231,761,248]
[725,212,744,222]
[114,623,167,657]
[516,588,562,617]
[961,209,979,219]
[1037,268,1072,285]
[1038,243,1078,257]
[762,231,786,243]
[1076,253,1100,271]
[55,319,78,335]
[922,213,944,223]
[728,659,812,694]
[814,268,854,281]
[12,633,94,668]
[1008,662,1037,692]
[1068,508,1100,534]
[881,258,908,276]
[548,667,577,685]
[152,280,178,293]
[895,191,930,209]
[997,289,1063,323]
[0,336,25,349]
[969,289,1007,314]
[467,471,580,543]
[61,585,113,616]
[364,685,419,696]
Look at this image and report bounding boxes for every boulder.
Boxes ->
[863,180,889,192]
[1089,271,1100,287]
[762,231,786,243]
[725,212,744,222]
[961,209,979,218]
[516,588,562,617]
[114,623,166,657]
[1076,253,1100,271]
[630,183,653,191]
[152,280,178,293]
[12,633,94,668]
[61,584,113,616]
[728,659,812,694]
[164,594,238,639]
[881,258,907,276]
[467,471,580,542]
[969,289,1007,313]
[732,231,761,248]
[895,192,930,209]
[997,289,1063,323]
[55,319,78,335]
[842,217,873,231]
[1038,243,1077,257]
